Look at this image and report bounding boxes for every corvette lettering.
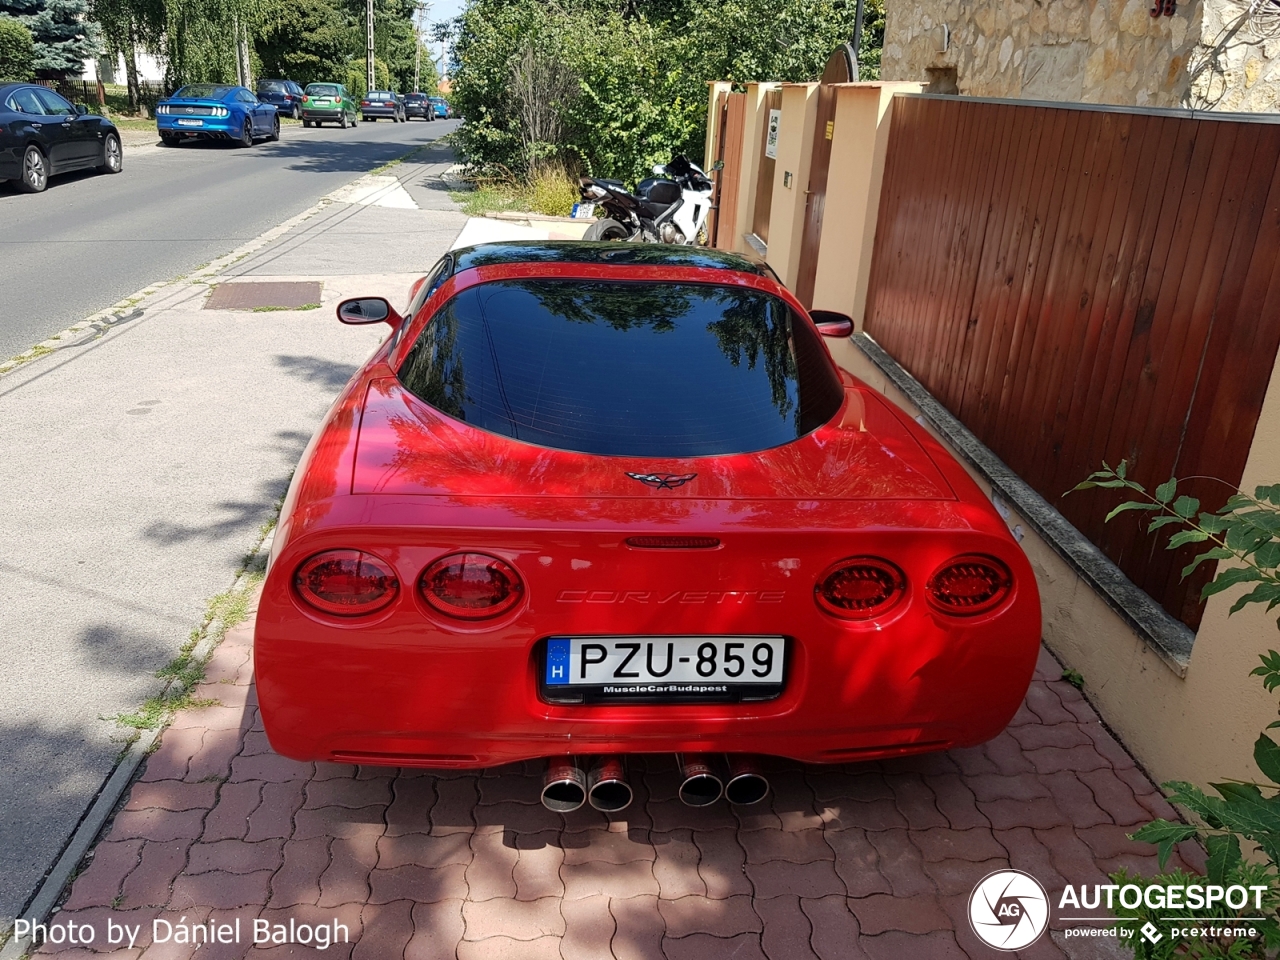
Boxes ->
[556,590,785,603]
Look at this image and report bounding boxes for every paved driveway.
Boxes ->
[34,597,1198,960]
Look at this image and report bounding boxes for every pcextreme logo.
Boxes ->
[968,873,1270,951]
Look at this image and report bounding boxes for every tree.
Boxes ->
[0,0,100,78]
[255,0,354,86]
[0,15,35,79]
[91,0,163,111]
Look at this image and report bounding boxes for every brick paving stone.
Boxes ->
[663,933,767,960]
[611,894,665,960]
[465,829,519,900]
[305,777,393,810]
[187,839,283,876]
[694,829,753,899]
[430,777,479,835]
[912,827,1006,863]
[1076,823,1159,861]
[119,839,193,907]
[291,805,384,841]
[1010,722,1093,751]
[808,771,894,804]
[1038,772,1112,827]
[652,829,706,900]
[462,896,565,940]
[563,858,661,900]
[1034,825,1111,888]
[1135,788,1180,824]
[125,780,219,812]
[368,863,469,904]
[184,726,242,782]
[267,836,330,907]
[1076,767,1151,826]
[966,773,1052,803]
[140,727,205,782]
[850,893,951,935]
[378,831,472,869]
[457,935,562,959]
[1035,646,1062,680]
[1079,722,1139,770]
[824,827,892,898]
[561,895,615,960]
[658,894,761,936]
[649,796,742,832]
[740,827,833,864]
[351,899,414,960]
[757,894,819,960]
[1026,745,1111,777]
[803,895,867,960]
[1025,683,1077,725]
[245,780,304,841]
[169,869,272,910]
[313,762,356,781]
[512,832,566,901]
[385,777,435,835]
[922,857,1007,896]
[889,776,949,830]
[865,830,933,898]
[924,773,989,830]
[229,752,312,783]
[769,777,826,833]
[405,899,466,960]
[978,797,1071,830]
[949,746,999,777]
[984,731,1038,776]
[746,859,846,900]
[823,798,908,832]
[61,839,143,910]
[319,834,378,907]
[1008,702,1041,726]
[109,808,207,843]
[201,782,261,842]
[169,702,251,733]
[561,828,656,864]
[995,827,1068,893]
[476,771,545,806]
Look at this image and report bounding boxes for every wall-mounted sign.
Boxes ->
[765,108,781,159]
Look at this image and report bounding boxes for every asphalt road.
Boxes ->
[0,117,461,361]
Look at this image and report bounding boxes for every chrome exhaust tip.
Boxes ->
[541,758,587,812]
[587,756,633,812]
[724,755,769,805]
[678,753,723,807]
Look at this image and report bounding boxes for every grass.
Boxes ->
[1061,668,1085,689]
[252,303,320,312]
[450,165,581,218]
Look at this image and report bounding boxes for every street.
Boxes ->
[0,118,460,361]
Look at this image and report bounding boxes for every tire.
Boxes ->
[583,218,630,241]
[238,119,253,148]
[98,132,123,174]
[302,119,311,128]
[291,104,300,120]
[339,113,348,129]
[268,115,280,142]
[19,144,47,192]
[160,132,180,146]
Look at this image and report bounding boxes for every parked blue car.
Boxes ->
[429,97,451,119]
[157,84,280,147]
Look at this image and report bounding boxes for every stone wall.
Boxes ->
[881,0,1238,110]
[1190,0,1280,111]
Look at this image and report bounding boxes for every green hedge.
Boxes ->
[0,15,34,81]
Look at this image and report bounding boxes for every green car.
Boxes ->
[301,83,359,128]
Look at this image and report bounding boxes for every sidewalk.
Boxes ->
[32,585,1198,960]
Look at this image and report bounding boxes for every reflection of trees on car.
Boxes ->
[398,300,469,422]
[706,290,798,425]
[500,280,690,333]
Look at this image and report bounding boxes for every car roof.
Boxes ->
[450,240,778,278]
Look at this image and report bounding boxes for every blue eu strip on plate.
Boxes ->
[546,638,571,685]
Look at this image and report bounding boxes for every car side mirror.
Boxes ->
[74,103,89,116]
[337,297,403,330]
[810,310,854,338]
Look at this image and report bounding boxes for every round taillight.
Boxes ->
[927,555,1012,615]
[294,549,398,616]
[420,553,524,620]
[815,558,905,619]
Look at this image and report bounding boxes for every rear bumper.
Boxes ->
[157,116,238,138]
[362,107,397,118]
[302,108,344,121]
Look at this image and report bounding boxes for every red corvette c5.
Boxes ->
[255,241,1041,806]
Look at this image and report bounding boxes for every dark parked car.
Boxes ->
[403,92,433,121]
[256,79,305,119]
[360,90,404,122]
[0,83,122,193]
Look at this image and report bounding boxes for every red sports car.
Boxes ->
[254,242,1041,812]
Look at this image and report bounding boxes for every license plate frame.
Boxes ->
[176,118,203,127]
[538,636,788,705]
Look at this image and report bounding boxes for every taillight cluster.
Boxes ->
[814,555,1012,619]
[293,550,524,620]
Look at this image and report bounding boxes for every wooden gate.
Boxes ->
[711,92,746,250]
[864,95,1280,630]
[750,87,783,246]
[795,84,838,306]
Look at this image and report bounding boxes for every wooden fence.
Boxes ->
[864,95,1280,630]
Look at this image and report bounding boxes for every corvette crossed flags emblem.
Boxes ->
[626,472,697,490]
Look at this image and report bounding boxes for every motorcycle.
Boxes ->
[577,155,717,245]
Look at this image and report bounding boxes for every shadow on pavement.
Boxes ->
[274,355,359,391]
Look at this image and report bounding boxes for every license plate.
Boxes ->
[542,636,786,704]
[176,119,202,126]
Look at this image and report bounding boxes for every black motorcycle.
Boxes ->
[578,155,717,245]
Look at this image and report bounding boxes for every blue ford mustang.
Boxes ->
[157,84,279,147]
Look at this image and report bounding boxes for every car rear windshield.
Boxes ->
[257,81,286,92]
[397,279,845,457]
[368,91,394,98]
[406,94,426,101]
[306,84,341,96]
[175,84,232,99]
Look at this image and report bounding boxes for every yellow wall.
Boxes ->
[730,83,780,256]
[764,83,818,287]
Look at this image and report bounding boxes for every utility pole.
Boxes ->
[366,0,375,93]
[413,1,429,93]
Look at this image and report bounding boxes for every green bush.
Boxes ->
[0,15,34,81]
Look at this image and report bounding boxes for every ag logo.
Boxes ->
[968,869,1049,951]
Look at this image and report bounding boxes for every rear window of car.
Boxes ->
[396,279,845,457]
[405,94,426,101]
[257,81,286,92]
[367,91,394,98]
[175,84,232,99]
[306,84,341,97]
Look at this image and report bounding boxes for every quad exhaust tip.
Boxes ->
[587,756,633,812]
[541,758,587,812]
[678,754,724,807]
[724,755,770,805]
